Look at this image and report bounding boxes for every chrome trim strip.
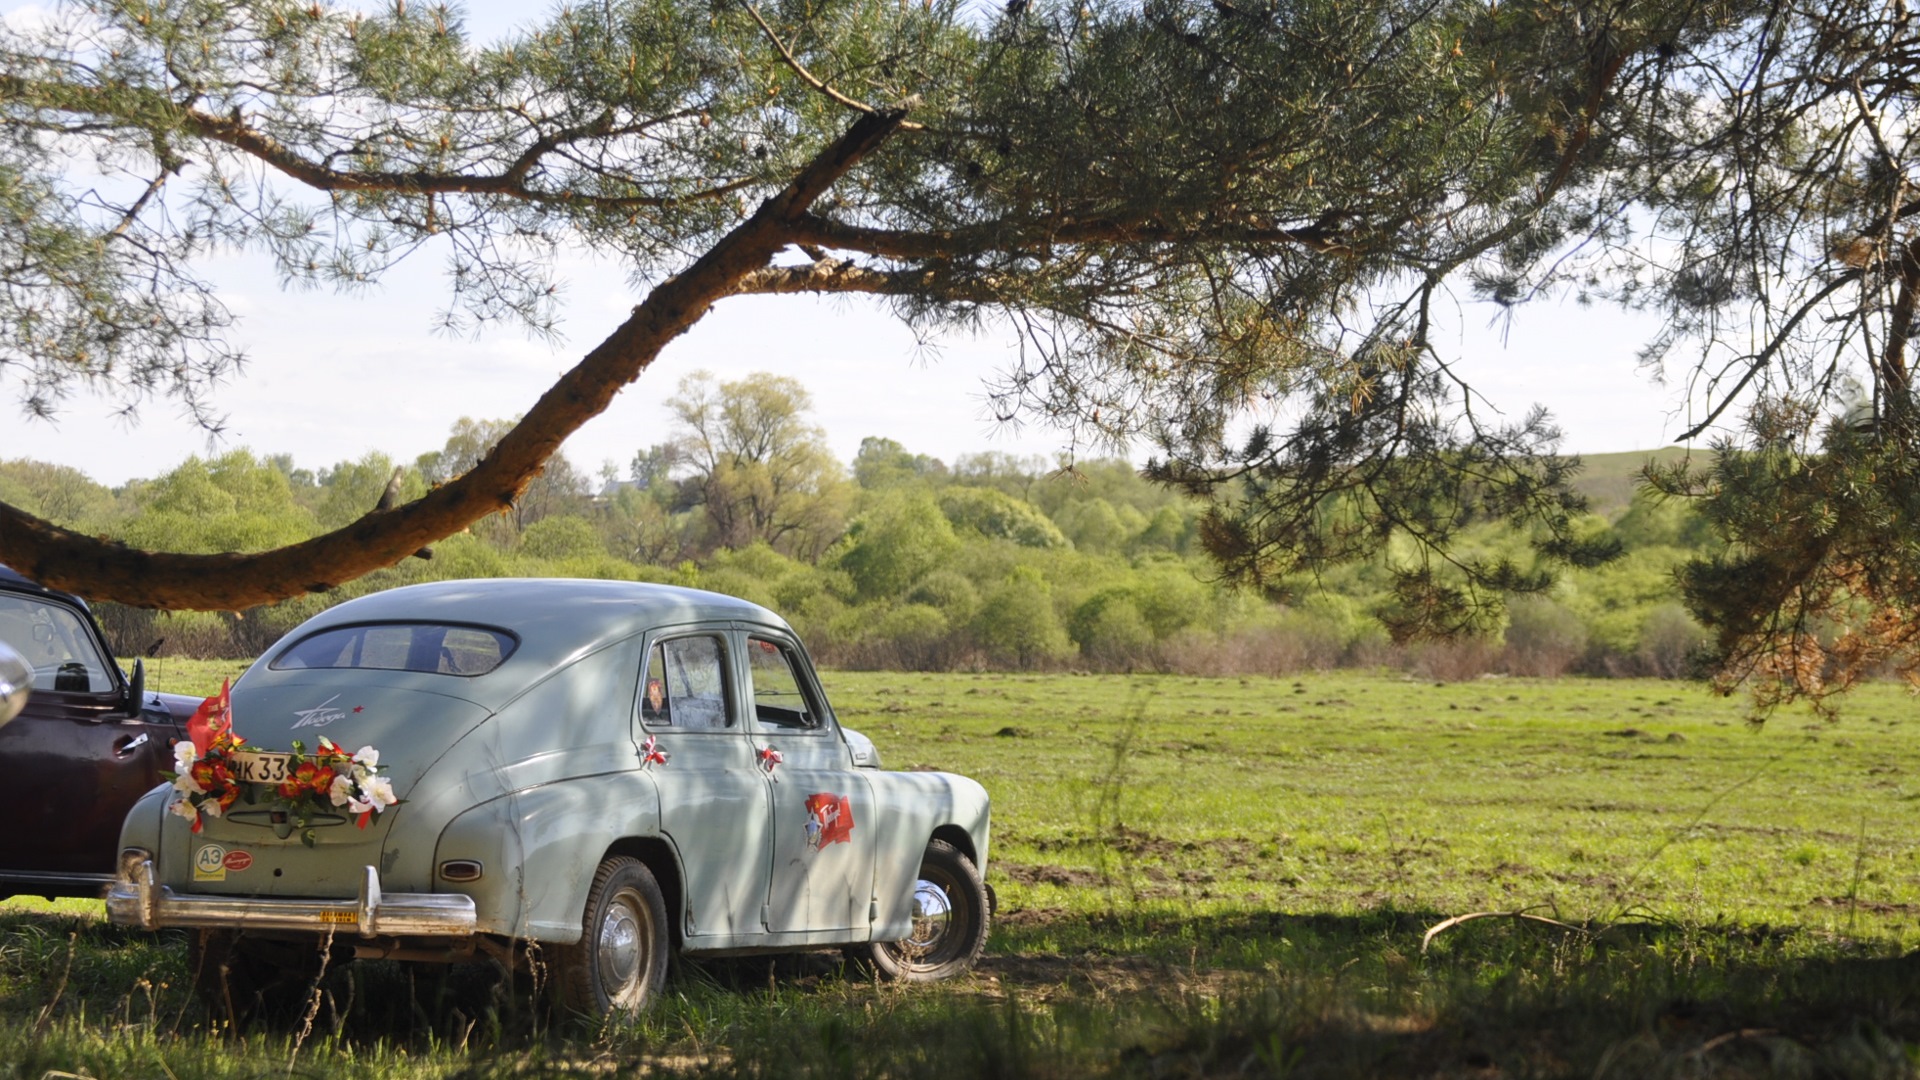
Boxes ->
[0,870,114,885]
[105,858,475,937]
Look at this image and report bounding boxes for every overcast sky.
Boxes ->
[1,0,1699,488]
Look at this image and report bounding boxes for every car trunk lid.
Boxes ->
[176,680,492,891]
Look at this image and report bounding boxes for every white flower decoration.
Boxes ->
[363,774,397,807]
[172,741,198,775]
[167,794,199,822]
[328,772,357,807]
[350,775,398,816]
[352,746,379,770]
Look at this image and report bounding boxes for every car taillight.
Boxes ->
[439,860,483,883]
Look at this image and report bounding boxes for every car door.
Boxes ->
[742,631,876,935]
[0,591,179,883]
[637,626,773,943]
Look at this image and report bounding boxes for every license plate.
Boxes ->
[229,750,293,785]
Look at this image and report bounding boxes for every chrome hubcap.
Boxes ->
[902,878,952,955]
[596,893,642,999]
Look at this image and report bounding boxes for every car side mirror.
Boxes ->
[125,657,146,715]
[0,641,31,727]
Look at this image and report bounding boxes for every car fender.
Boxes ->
[433,771,662,941]
[117,782,171,865]
[862,770,991,940]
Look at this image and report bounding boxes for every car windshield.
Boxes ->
[270,623,517,676]
[0,594,115,693]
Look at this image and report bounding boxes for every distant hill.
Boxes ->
[1568,447,1711,517]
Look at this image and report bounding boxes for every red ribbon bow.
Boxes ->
[642,735,669,767]
[758,745,783,775]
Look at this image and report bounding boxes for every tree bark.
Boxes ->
[0,109,909,610]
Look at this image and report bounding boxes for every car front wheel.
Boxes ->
[554,856,670,1017]
[865,839,989,982]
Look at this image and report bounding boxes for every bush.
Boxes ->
[869,603,954,669]
[1158,623,1343,675]
[906,570,981,625]
[1128,565,1209,640]
[519,516,605,561]
[973,567,1074,668]
[1503,596,1589,677]
[96,605,233,660]
[1072,595,1155,669]
[691,567,778,610]
[1411,639,1503,681]
[938,487,1070,548]
[835,493,960,600]
[1638,602,1708,678]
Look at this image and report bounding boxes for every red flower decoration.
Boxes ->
[641,735,669,767]
[758,745,783,775]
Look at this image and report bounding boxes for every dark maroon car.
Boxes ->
[0,567,202,899]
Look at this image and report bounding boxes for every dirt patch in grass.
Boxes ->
[974,952,1252,1002]
[1806,896,1920,913]
[998,863,1107,888]
[1022,825,1264,865]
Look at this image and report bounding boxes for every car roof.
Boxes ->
[270,578,791,691]
[0,565,91,609]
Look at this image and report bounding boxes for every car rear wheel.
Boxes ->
[553,856,669,1018]
[864,839,989,982]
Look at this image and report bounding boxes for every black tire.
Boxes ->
[865,839,989,982]
[553,856,670,1017]
[187,929,331,1027]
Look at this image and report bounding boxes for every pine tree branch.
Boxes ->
[0,74,757,210]
[733,258,996,303]
[739,2,924,131]
[0,108,911,609]
[784,213,1355,259]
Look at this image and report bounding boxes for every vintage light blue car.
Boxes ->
[107,579,992,1017]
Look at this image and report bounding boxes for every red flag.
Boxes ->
[186,678,232,754]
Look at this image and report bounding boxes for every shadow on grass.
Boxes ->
[2,905,1917,1078]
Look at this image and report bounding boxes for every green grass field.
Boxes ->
[4,666,1917,1078]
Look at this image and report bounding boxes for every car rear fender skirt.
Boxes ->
[433,771,662,942]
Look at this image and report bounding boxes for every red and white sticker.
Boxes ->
[803,793,854,851]
[222,850,254,872]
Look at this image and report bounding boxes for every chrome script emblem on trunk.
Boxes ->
[291,695,349,729]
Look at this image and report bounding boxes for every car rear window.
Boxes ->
[270,623,517,676]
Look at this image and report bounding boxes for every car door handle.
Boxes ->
[114,732,150,757]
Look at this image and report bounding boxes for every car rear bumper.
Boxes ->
[106,858,476,937]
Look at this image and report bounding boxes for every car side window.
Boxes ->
[0,594,114,694]
[745,637,820,730]
[641,635,732,729]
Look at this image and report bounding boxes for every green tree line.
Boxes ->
[5,373,1716,677]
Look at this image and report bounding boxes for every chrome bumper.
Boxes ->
[106,859,476,937]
